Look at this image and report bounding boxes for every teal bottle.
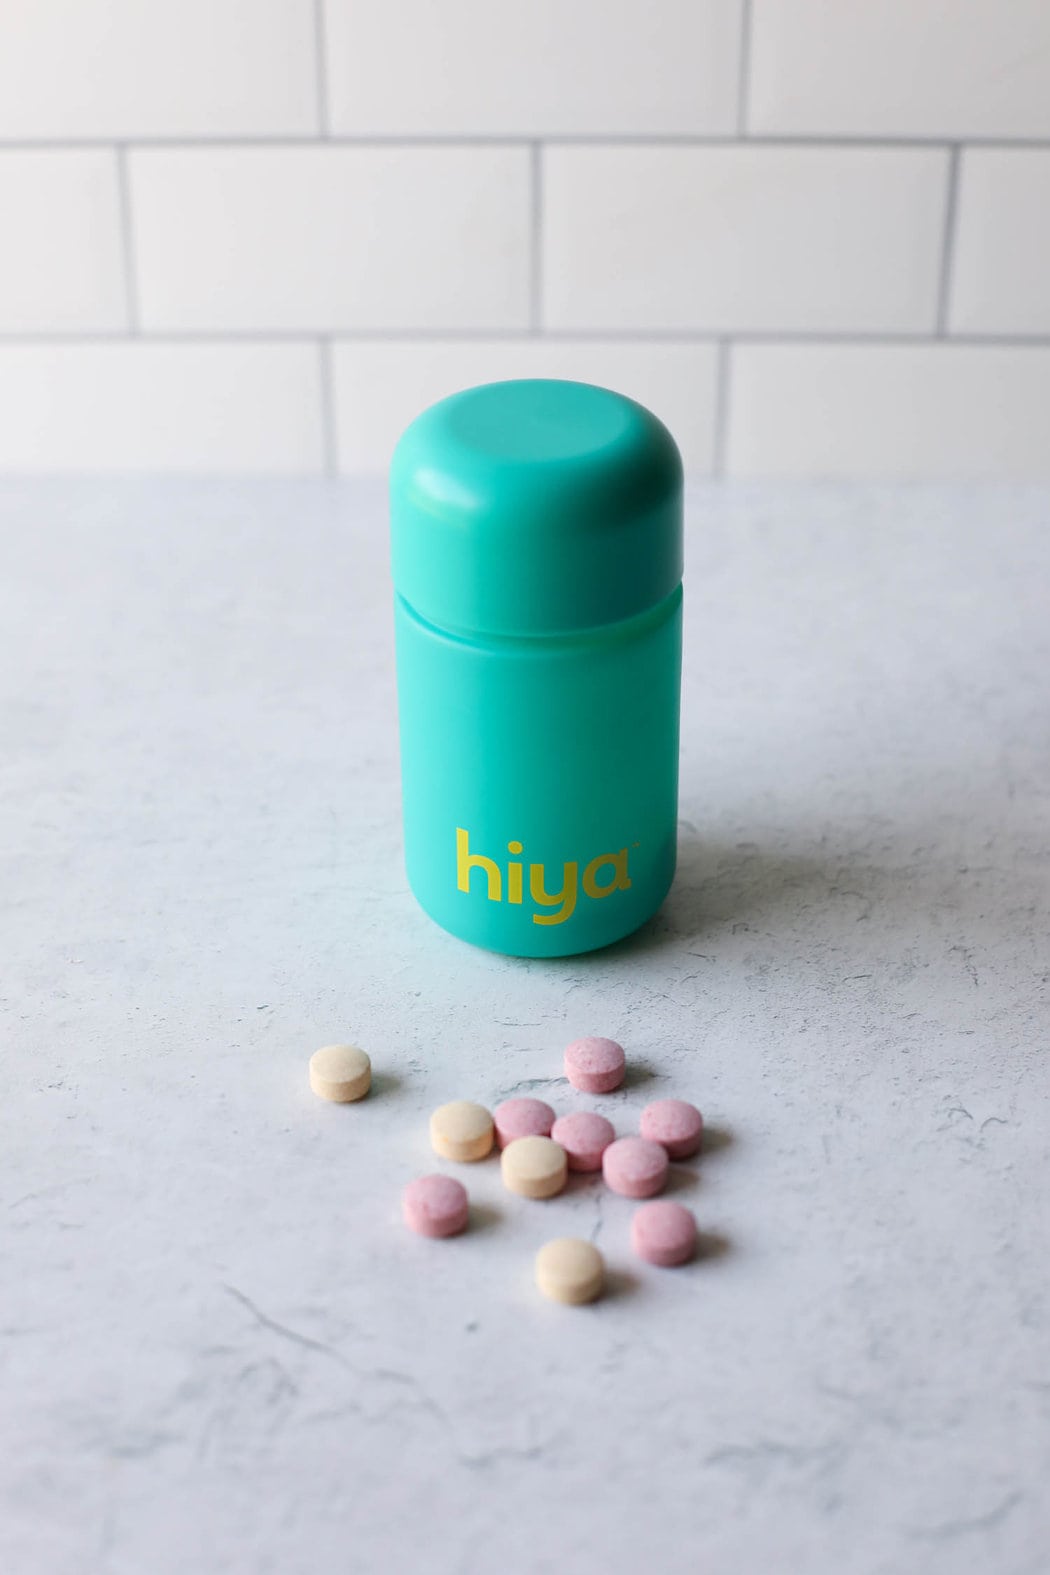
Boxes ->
[389,379,683,958]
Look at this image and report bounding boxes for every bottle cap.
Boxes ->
[390,379,683,637]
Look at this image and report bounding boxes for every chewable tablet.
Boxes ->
[550,1111,615,1172]
[602,1136,669,1199]
[403,1175,470,1239]
[631,1200,698,1266]
[429,1101,494,1162]
[563,1036,625,1093]
[493,1097,555,1149]
[535,1238,605,1305]
[308,1044,372,1103]
[501,1135,568,1199]
[639,1099,704,1160]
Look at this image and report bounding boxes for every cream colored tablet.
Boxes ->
[430,1100,494,1162]
[536,1238,605,1305]
[501,1135,568,1199]
[309,1044,371,1103]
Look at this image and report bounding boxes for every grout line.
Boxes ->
[313,0,330,137]
[5,329,1050,348]
[318,337,337,475]
[936,145,962,336]
[529,142,543,333]
[712,340,731,478]
[114,144,140,334]
[317,329,1050,347]
[737,0,754,138]
[5,132,1050,150]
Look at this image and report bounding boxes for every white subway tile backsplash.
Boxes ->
[130,147,531,333]
[748,0,1050,138]
[0,344,323,472]
[324,0,741,136]
[331,339,718,473]
[728,344,1050,479]
[950,150,1050,336]
[0,0,1048,477]
[0,0,317,140]
[543,145,947,334]
[0,152,125,332]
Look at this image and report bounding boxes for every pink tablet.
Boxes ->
[639,1099,703,1160]
[493,1097,555,1148]
[601,1136,669,1199]
[551,1111,615,1172]
[564,1036,625,1093]
[402,1174,470,1238]
[631,1201,698,1267]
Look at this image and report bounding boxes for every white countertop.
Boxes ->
[3,479,1049,1575]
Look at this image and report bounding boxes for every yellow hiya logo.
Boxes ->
[456,827,632,926]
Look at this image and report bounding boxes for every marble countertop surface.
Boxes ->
[2,478,1049,1575]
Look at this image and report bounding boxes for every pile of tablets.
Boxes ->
[309,1035,711,1307]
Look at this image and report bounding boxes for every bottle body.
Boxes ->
[395,586,682,957]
